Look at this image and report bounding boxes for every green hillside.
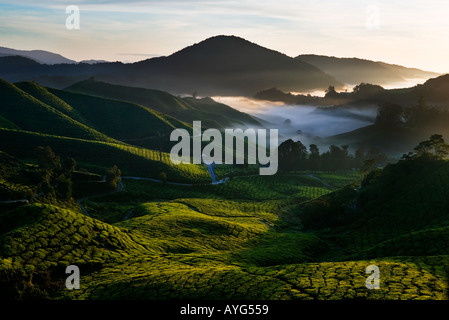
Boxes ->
[1,73,449,302]
[14,81,89,125]
[0,151,447,300]
[64,79,262,129]
[46,87,192,144]
[0,128,209,183]
[295,155,449,266]
[0,79,115,143]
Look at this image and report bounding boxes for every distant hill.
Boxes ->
[257,73,449,110]
[1,37,441,97]
[0,55,125,87]
[126,35,343,95]
[79,60,110,64]
[296,54,440,87]
[337,73,449,108]
[0,47,76,65]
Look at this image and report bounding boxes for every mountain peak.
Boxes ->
[169,35,266,59]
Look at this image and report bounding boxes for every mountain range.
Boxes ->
[0,35,439,96]
[0,47,76,65]
[296,54,439,87]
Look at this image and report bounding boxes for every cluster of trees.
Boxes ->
[36,146,121,200]
[325,83,384,100]
[277,139,386,173]
[401,134,449,161]
[375,98,449,128]
[36,146,76,200]
[105,165,121,190]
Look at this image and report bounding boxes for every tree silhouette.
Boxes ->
[376,102,404,127]
[405,134,449,160]
[309,144,321,171]
[278,139,308,172]
[105,165,121,190]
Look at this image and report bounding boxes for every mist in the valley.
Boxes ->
[213,96,377,148]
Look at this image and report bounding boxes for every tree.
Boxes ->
[309,144,321,171]
[277,139,308,172]
[375,102,404,127]
[356,146,386,171]
[352,83,384,98]
[365,148,386,164]
[404,134,449,160]
[329,145,350,171]
[36,146,61,172]
[320,145,354,171]
[324,86,339,99]
[360,158,377,174]
[105,165,121,190]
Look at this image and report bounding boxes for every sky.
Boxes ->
[1,0,449,73]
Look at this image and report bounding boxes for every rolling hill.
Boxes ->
[64,78,262,129]
[0,127,209,183]
[0,79,115,143]
[46,86,192,143]
[0,145,448,301]
[0,78,220,182]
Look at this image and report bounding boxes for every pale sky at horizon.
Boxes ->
[1,0,449,73]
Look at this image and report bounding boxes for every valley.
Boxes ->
[0,35,448,303]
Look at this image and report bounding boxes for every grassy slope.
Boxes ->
[0,151,38,201]
[47,87,192,141]
[0,128,209,182]
[1,167,447,300]
[14,81,89,125]
[0,79,115,143]
[64,79,261,129]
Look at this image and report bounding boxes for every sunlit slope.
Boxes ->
[46,86,192,141]
[0,128,209,182]
[0,79,115,143]
[14,81,90,125]
[0,150,37,201]
[1,199,446,300]
[64,79,262,129]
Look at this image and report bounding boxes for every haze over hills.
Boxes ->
[0,36,342,96]
[296,54,440,87]
[0,36,442,97]
[256,73,449,110]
